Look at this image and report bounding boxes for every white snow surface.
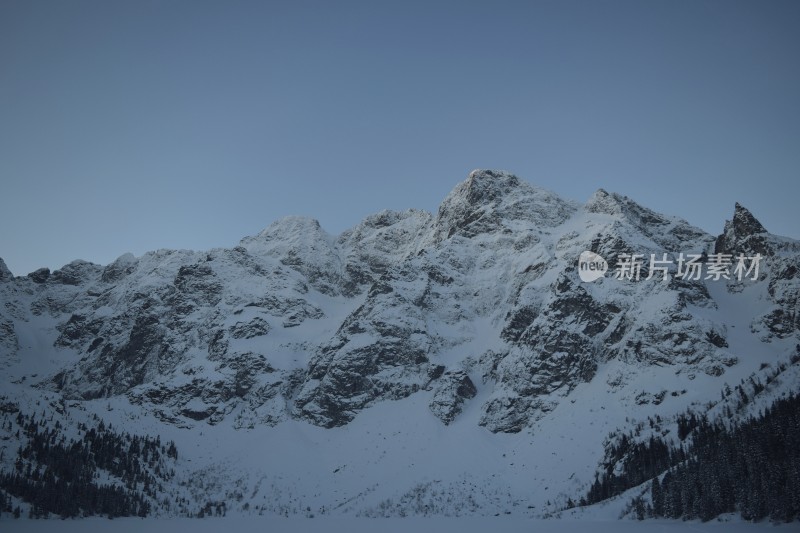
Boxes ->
[0,516,792,533]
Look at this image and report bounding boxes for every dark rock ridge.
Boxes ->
[715,202,771,256]
[0,258,12,282]
[28,267,51,284]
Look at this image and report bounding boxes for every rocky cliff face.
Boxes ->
[1,170,798,436]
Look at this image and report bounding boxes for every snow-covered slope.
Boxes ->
[0,169,798,518]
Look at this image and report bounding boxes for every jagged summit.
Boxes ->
[433,169,576,240]
[0,258,12,282]
[583,187,712,254]
[584,188,623,215]
[101,253,138,283]
[733,202,768,234]
[461,169,523,204]
[242,215,327,244]
[345,208,430,230]
[585,188,674,228]
[715,202,772,256]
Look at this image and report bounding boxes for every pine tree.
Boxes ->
[651,477,664,517]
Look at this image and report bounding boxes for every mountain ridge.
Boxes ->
[0,169,798,519]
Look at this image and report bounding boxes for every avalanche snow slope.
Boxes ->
[0,169,798,518]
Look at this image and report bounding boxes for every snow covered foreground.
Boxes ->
[1,517,793,533]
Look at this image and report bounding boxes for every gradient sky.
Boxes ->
[1,0,798,276]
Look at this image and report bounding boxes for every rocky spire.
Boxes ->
[714,203,772,256]
[0,257,12,282]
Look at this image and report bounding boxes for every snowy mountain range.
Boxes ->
[1,169,798,520]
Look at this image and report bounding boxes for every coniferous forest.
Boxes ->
[1,393,797,520]
[584,393,800,522]
[0,408,178,519]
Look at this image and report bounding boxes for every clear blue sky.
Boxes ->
[1,0,798,276]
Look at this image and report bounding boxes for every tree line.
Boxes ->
[582,393,800,522]
[0,409,178,519]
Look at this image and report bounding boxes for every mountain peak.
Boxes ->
[434,170,575,240]
[240,215,329,249]
[585,188,624,215]
[0,257,12,282]
[259,215,324,236]
[462,169,522,205]
[442,169,527,214]
[733,202,767,235]
[715,203,772,256]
